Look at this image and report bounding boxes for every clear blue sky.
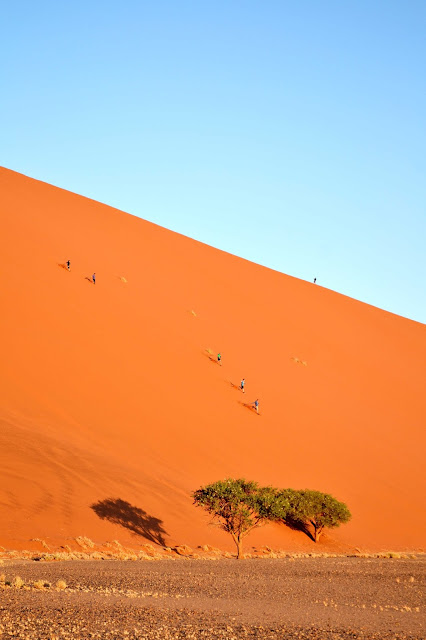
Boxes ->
[2,1,425,323]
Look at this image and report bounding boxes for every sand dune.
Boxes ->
[0,166,425,552]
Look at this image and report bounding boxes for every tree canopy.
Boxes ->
[278,489,351,542]
[193,480,351,555]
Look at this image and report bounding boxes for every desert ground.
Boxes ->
[0,557,424,639]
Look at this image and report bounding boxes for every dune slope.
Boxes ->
[0,167,425,552]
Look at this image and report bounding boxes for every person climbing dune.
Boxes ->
[92,273,96,285]
[66,259,70,271]
[240,378,245,393]
[252,399,259,414]
[217,353,221,365]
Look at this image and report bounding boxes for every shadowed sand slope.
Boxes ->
[0,167,425,552]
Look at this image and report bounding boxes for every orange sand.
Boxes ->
[0,167,425,553]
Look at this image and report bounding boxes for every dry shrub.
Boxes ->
[291,357,308,366]
[199,544,213,552]
[173,545,193,556]
[31,538,50,550]
[33,580,46,590]
[139,543,158,558]
[12,576,24,588]
[56,580,67,590]
[116,553,132,561]
[75,536,95,549]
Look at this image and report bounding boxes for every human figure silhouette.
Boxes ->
[217,353,221,365]
[313,277,316,284]
[66,259,70,271]
[92,273,96,285]
[240,378,245,393]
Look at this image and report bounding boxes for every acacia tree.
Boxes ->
[279,489,351,542]
[192,478,288,558]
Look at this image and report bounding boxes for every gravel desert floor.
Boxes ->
[0,557,424,639]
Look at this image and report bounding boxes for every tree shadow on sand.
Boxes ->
[284,515,315,542]
[90,498,168,546]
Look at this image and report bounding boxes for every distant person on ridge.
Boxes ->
[313,277,316,284]
[252,399,259,414]
[66,259,70,271]
[240,378,245,393]
[217,353,221,365]
[92,273,96,285]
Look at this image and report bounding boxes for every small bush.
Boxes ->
[75,536,95,549]
[12,576,24,588]
[31,538,50,550]
[33,580,46,590]
[56,580,67,590]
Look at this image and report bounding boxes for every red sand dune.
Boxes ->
[0,167,425,553]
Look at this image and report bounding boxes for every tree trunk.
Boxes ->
[232,535,244,559]
[236,537,243,559]
[313,524,323,542]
